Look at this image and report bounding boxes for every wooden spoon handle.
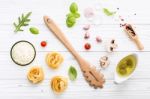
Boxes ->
[134,38,144,50]
[43,16,80,59]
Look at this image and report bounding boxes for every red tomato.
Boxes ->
[84,43,91,50]
[41,41,47,47]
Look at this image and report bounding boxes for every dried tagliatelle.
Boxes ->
[27,67,44,84]
[51,76,68,93]
[46,52,64,69]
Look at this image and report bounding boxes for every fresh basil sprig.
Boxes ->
[68,66,77,81]
[13,12,32,32]
[66,2,80,28]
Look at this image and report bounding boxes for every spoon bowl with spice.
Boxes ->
[124,24,144,50]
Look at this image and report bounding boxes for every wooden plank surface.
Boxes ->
[0,0,150,99]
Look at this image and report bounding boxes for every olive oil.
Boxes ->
[116,54,137,77]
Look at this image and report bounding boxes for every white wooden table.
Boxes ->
[0,0,150,99]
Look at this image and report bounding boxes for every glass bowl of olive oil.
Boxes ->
[114,54,138,84]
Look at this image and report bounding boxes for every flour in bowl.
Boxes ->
[11,41,36,66]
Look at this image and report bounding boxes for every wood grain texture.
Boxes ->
[0,0,150,99]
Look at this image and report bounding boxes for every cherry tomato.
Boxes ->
[84,43,91,50]
[41,41,47,47]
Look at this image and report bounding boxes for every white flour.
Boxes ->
[11,41,35,65]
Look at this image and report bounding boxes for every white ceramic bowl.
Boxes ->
[114,53,138,84]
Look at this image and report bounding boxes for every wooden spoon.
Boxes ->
[43,16,105,88]
[124,24,144,50]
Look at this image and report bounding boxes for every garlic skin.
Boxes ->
[83,24,90,30]
[84,32,90,39]
[84,8,95,19]
[96,36,102,43]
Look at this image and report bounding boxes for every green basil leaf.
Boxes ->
[70,2,78,13]
[67,13,80,19]
[66,20,75,27]
[29,27,39,34]
[66,13,74,18]
[73,12,80,18]
[66,16,76,27]
[68,16,76,23]
[68,66,77,81]
[103,8,116,16]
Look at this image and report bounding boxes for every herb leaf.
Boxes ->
[70,2,78,13]
[29,27,39,35]
[13,12,32,32]
[103,8,116,16]
[73,13,80,18]
[68,66,77,81]
[66,19,76,27]
[66,2,80,28]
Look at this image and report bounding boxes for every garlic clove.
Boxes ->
[83,24,90,30]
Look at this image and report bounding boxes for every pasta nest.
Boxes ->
[51,76,68,93]
[46,52,64,69]
[27,67,44,84]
